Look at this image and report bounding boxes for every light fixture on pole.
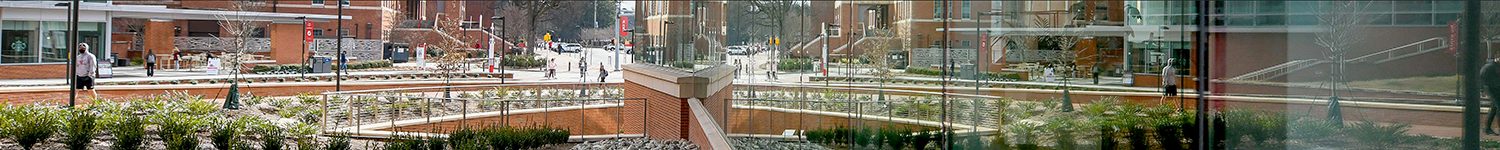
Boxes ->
[822,23,839,77]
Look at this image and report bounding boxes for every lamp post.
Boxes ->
[63,0,79,108]
[823,23,839,77]
[296,16,308,78]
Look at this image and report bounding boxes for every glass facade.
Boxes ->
[0,21,106,64]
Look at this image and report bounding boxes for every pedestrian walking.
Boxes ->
[145,49,156,77]
[1482,58,1500,135]
[1162,60,1180,111]
[598,64,607,82]
[734,60,742,79]
[75,43,98,95]
[173,48,182,70]
[579,60,588,81]
[546,58,557,79]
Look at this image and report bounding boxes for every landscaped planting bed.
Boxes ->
[0,92,367,150]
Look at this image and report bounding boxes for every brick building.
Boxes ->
[0,1,342,79]
[633,1,725,65]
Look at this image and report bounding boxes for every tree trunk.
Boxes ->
[527,13,541,55]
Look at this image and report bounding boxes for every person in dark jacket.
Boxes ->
[1484,58,1500,135]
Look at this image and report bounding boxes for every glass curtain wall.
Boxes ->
[0,21,105,64]
[724,1,1494,150]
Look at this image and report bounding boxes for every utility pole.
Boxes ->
[336,0,344,91]
[66,0,79,108]
[1193,0,1210,149]
[1461,0,1482,149]
[939,0,951,149]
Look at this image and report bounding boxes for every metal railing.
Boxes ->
[1347,37,1449,63]
[320,83,646,140]
[1229,37,1449,82]
[1227,59,1324,81]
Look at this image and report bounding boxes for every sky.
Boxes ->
[619,1,634,11]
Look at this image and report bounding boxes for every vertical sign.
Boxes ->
[1449,20,1460,57]
[304,21,314,43]
[619,16,630,36]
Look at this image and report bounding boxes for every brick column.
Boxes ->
[621,64,735,149]
[268,22,306,65]
[142,19,174,56]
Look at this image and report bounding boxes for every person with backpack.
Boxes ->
[598,63,608,82]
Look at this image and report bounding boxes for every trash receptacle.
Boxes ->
[390,48,409,63]
[310,56,332,73]
[959,64,978,80]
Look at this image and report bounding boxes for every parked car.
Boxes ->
[726,46,748,55]
[561,43,583,53]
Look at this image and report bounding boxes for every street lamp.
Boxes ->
[822,23,839,77]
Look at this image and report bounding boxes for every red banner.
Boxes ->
[1449,20,1458,56]
[304,21,314,43]
[619,16,630,36]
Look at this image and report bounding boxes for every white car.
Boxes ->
[561,43,583,53]
[726,46,748,55]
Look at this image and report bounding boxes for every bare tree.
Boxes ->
[212,0,268,108]
[858,29,906,79]
[426,11,484,98]
[746,1,798,59]
[113,18,147,63]
[1314,1,1370,121]
[511,1,563,55]
[213,1,268,81]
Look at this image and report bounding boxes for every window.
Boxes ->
[1393,14,1432,25]
[3,21,38,64]
[312,0,323,5]
[933,1,944,19]
[0,21,102,64]
[1394,1,1431,12]
[961,0,971,19]
[42,22,71,63]
[825,25,841,37]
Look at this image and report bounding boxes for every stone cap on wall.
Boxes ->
[623,64,736,99]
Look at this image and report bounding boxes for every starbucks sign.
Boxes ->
[10,39,24,52]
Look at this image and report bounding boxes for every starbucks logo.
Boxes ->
[10,39,24,52]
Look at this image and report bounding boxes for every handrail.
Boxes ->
[1229,37,1447,81]
[1348,37,1445,62]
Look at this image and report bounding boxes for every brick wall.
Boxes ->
[623,80,686,139]
[702,84,732,127]
[380,107,641,135]
[0,64,66,79]
[727,108,936,135]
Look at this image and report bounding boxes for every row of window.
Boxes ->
[932,1,974,19]
[1,21,107,64]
